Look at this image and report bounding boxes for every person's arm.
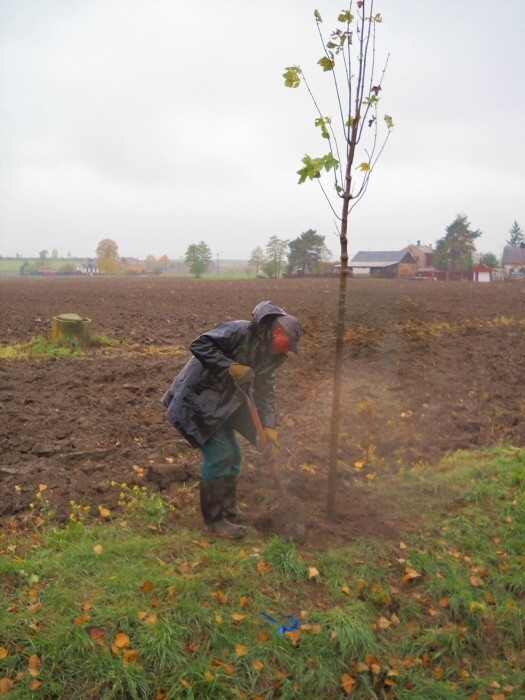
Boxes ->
[189,322,248,376]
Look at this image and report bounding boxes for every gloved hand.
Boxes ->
[228,363,255,385]
[262,426,279,460]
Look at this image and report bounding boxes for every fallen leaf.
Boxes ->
[0,679,14,695]
[0,649,7,660]
[113,632,130,649]
[341,585,351,596]
[308,566,320,579]
[204,671,214,681]
[92,544,103,555]
[180,679,190,688]
[30,679,42,690]
[284,629,301,645]
[239,595,248,607]
[98,506,111,518]
[73,614,90,626]
[252,660,264,671]
[256,561,271,572]
[215,615,223,624]
[469,576,482,587]
[144,614,157,626]
[378,616,391,629]
[123,649,137,663]
[140,581,154,592]
[257,630,269,642]
[341,673,355,695]
[133,465,145,478]
[27,654,41,677]
[38,484,47,492]
[439,597,450,608]
[402,566,421,582]
[354,461,364,469]
[88,627,106,645]
[212,590,228,604]
[231,613,245,622]
[235,644,247,656]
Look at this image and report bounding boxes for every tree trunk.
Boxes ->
[51,314,92,345]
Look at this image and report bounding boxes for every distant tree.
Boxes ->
[145,255,157,273]
[248,246,265,277]
[38,250,49,265]
[434,215,482,271]
[67,251,72,258]
[506,221,524,247]
[263,236,289,278]
[185,241,212,278]
[479,252,499,268]
[51,248,58,259]
[286,229,331,273]
[96,238,119,274]
[158,255,171,274]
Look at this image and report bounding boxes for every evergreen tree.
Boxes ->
[286,229,331,273]
[506,221,524,246]
[434,215,482,271]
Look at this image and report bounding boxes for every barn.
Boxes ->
[348,250,418,279]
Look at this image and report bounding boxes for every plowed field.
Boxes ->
[1,276,524,547]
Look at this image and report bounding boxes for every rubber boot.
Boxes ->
[223,475,243,521]
[199,478,248,539]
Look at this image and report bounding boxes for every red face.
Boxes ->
[270,325,291,354]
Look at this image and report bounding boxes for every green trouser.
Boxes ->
[200,422,242,481]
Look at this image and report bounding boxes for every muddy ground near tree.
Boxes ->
[1,276,524,548]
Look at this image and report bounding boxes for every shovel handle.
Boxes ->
[236,383,278,479]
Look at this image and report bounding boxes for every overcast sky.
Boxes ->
[1,0,524,261]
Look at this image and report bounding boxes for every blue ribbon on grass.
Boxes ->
[259,611,300,636]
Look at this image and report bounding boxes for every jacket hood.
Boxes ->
[252,300,302,353]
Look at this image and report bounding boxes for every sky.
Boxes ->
[1,0,524,261]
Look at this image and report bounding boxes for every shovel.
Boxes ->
[235,382,281,486]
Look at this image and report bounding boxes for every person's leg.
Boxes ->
[199,425,247,539]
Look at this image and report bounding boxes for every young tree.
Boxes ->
[185,241,212,278]
[158,255,171,274]
[263,235,289,278]
[96,238,120,274]
[145,254,157,273]
[434,215,482,271]
[286,229,331,273]
[38,250,49,265]
[248,246,265,277]
[506,221,524,247]
[285,3,392,516]
[479,252,499,268]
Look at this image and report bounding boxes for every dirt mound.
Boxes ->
[1,276,524,548]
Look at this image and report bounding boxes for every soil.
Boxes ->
[1,276,524,548]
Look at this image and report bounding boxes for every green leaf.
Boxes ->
[297,153,339,184]
[283,65,302,89]
[317,56,335,72]
[314,9,322,23]
[384,114,394,130]
[314,116,331,139]
[364,95,379,105]
[338,11,354,23]
[373,13,383,23]
[357,162,370,172]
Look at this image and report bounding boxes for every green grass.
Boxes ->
[0,446,524,698]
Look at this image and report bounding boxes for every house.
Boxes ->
[472,263,493,283]
[502,245,525,277]
[349,250,418,279]
[404,241,434,268]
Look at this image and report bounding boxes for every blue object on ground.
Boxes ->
[259,611,300,636]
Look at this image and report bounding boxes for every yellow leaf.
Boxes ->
[354,461,364,469]
[92,544,103,555]
[357,161,370,172]
[38,484,47,492]
[165,456,174,463]
[30,679,42,690]
[212,590,228,604]
[98,506,111,518]
[123,648,137,663]
[235,644,248,656]
[133,465,145,478]
[366,472,375,480]
[0,649,7,660]
[180,679,190,688]
[144,614,157,626]
[27,654,41,677]
[204,671,214,681]
[341,585,351,596]
[341,673,355,694]
[378,616,391,629]
[73,614,90,626]
[308,566,320,579]
[252,660,264,671]
[399,541,407,549]
[402,566,421,582]
[239,595,248,607]
[215,615,223,624]
[113,632,130,648]
[284,629,301,645]
[231,613,245,621]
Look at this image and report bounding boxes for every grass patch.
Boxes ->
[0,446,524,698]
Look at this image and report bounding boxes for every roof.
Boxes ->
[406,243,433,254]
[350,250,417,265]
[473,263,493,272]
[502,245,525,264]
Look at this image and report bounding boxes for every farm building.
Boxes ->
[472,263,494,283]
[348,250,418,279]
[404,241,434,268]
[502,245,525,277]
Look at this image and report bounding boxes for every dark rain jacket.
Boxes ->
[162,301,289,447]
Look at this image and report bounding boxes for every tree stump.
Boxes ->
[51,313,92,345]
